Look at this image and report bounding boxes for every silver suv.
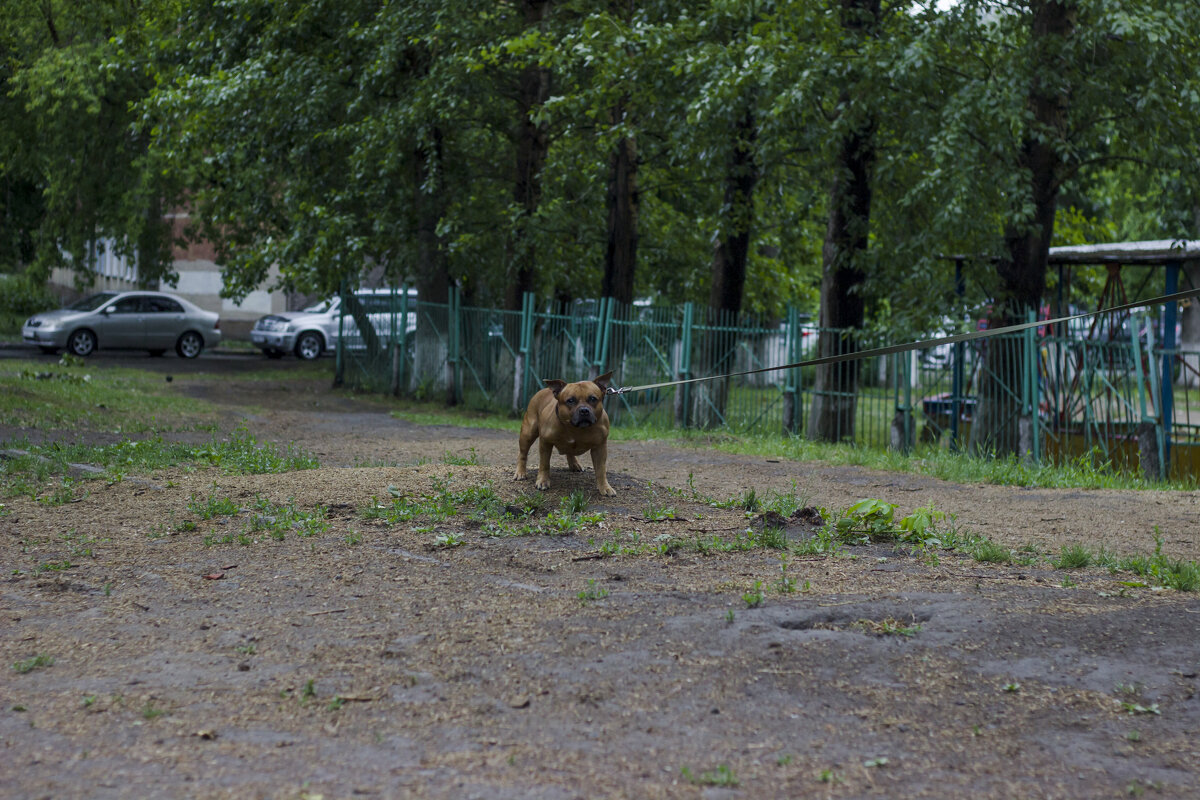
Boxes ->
[250,289,416,360]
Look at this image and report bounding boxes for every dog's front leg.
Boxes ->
[535,438,555,490]
[591,443,616,496]
[514,430,535,481]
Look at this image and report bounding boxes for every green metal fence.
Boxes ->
[337,287,1200,480]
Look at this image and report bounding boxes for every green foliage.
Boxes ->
[0,0,183,282]
[12,654,54,674]
[0,273,56,318]
[681,764,738,788]
[577,578,609,604]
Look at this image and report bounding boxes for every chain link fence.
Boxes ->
[336,287,1199,480]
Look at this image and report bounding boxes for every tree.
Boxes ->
[0,0,181,285]
[912,0,1200,455]
[806,0,883,443]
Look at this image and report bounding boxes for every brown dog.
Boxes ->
[514,371,616,496]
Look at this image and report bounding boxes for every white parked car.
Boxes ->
[22,291,222,358]
[250,289,416,360]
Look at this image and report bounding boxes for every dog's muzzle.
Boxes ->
[572,407,595,427]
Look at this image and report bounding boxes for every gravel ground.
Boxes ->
[1,364,1198,799]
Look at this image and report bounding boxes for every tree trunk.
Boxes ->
[805,0,879,443]
[693,102,758,429]
[970,0,1075,456]
[806,115,875,442]
[602,129,638,306]
[601,108,638,387]
[504,0,552,313]
[411,127,453,402]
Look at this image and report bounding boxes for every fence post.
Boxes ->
[334,278,346,388]
[513,292,535,413]
[890,351,913,453]
[446,285,460,406]
[950,258,965,451]
[676,301,694,428]
[1161,262,1180,474]
[783,306,802,435]
[593,296,614,378]
[1131,313,1163,480]
[391,285,409,397]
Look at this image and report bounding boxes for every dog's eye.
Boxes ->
[588,396,597,403]
[566,397,577,405]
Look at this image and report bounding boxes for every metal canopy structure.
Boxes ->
[1048,239,1200,265]
[1046,240,1197,473]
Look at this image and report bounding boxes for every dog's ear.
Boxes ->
[544,379,567,396]
[593,371,613,393]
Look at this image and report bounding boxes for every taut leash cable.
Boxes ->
[605,287,1200,396]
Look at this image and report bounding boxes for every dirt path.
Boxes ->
[2,371,1199,798]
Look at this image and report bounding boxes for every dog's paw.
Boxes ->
[513,470,528,482]
[597,484,617,497]
[535,476,551,491]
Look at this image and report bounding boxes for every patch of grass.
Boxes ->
[681,765,738,787]
[971,539,1013,564]
[561,490,589,514]
[775,555,797,594]
[188,493,241,520]
[714,488,761,512]
[577,579,609,604]
[1,431,319,502]
[364,477,500,527]
[853,617,922,637]
[1053,543,1093,569]
[742,581,764,608]
[193,428,319,474]
[12,654,54,674]
[1044,532,1200,593]
[442,448,479,466]
[642,502,677,521]
[0,359,219,433]
[141,702,167,720]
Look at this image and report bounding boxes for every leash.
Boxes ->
[605,287,1200,396]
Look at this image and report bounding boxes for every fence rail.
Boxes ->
[337,287,1200,481]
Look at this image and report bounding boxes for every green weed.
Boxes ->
[1054,544,1093,569]
[578,579,609,604]
[12,654,54,673]
[972,540,1013,564]
[681,765,738,787]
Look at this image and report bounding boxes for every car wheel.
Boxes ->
[176,331,204,359]
[39,346,58,355]
[68,329,97,357]
[148,349,166,357]
[294,331,324,360]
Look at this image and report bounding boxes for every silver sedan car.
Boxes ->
[22,291,222,358]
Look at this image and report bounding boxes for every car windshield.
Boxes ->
[67,293,118,312]
[302,299,336,313]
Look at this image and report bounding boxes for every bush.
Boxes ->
[0,273,57,316]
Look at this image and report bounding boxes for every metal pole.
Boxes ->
[951,257,965,450]
[679,302,694,428]
[334,279,346,387]
[398,285,409,393]
[1161,262,1180,472]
